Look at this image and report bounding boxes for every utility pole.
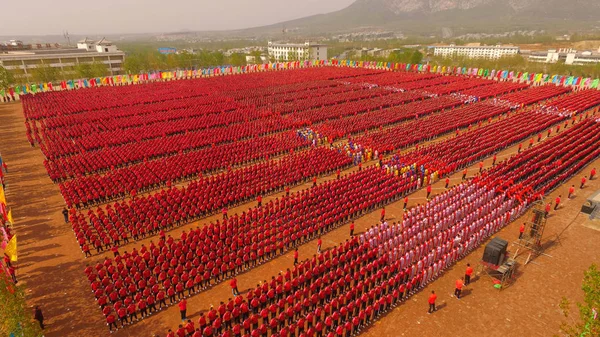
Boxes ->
[63,31,71,47]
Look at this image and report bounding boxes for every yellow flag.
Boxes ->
[4,235,17,262]
[0,187,5,204]
[7,208,13,224]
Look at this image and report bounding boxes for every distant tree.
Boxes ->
[210,52,225,67]
[410,50,424,64]
[30,62,60,83]
[124,54,145,73]
[90,61,109,77]
[75,63,94,79]
[0,277,44,337]
[286,51,300,62]
[0,65,15,90]
[558,264,600,337]
[249,50,263,64]
[229,53,247,67]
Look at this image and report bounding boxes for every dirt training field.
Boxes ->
[1,77,600,337]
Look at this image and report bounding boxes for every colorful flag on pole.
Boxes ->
[4,235,17,262]
[6,208,13,224]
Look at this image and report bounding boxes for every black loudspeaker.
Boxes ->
[483,237,508,266]
[581,202,596,215]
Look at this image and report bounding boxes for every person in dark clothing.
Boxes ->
[34,306,44,329]
[62,208,69,223]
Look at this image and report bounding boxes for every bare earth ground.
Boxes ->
[1,101,600,337]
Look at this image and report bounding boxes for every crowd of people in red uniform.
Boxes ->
[83,166,423,329]
[156,116,600,337]
[18,67,600,336]
[389,107,571,177]
[70,147,354,252]
[314,96,462,141]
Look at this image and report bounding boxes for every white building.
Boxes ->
[0,38,125,82]
[528,48,600,65]
[267,41,327,62]
[432,44,519,59]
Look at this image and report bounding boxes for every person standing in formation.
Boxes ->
[34,306,44,330]
[230,278,240,296]
[465,264,473,286]
[62,207,69,223]
[519,223,526,239]
[293,248,299,265]
[316,237,322,254]
[179,299,187,322]
[568,185,575,199]
[428,291,437,314]
[455,278,464,300]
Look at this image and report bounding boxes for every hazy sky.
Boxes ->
[1,0,356,36]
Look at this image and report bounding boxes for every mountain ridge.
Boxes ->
[243,0,600,36]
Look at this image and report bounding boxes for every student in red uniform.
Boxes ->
[545,203,551,218]
[519,223,525,239]
[492,153,497,166]
[478,161,484,173]
[317,237,322,254]
[293,248,299,265]
[403,196,408,210]
[568,185,575,199]
[179,299,188,321]
[257,195,262,207]
[380,208,385,222]
[176,324,186,337]
[107,313,118,332]
[580,176,587,189]
[590,168,596,180]
[462,168,468,180]
[427,291,437,314]
[554,195,561,210]
[231,278,240,296]
[426,185,432,200]
[445,178,450,189]
[454,278,464,299]
[349,223,355,237]
[465,264,473,286]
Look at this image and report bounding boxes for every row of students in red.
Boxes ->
[499,84,570,106]
[313,95,463,141]
[389,107,570,178]
[55,131,309,207]
[85,166,419,326]
[354,101,511,154]
[477,118,600,205]
[71,147,353,250]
